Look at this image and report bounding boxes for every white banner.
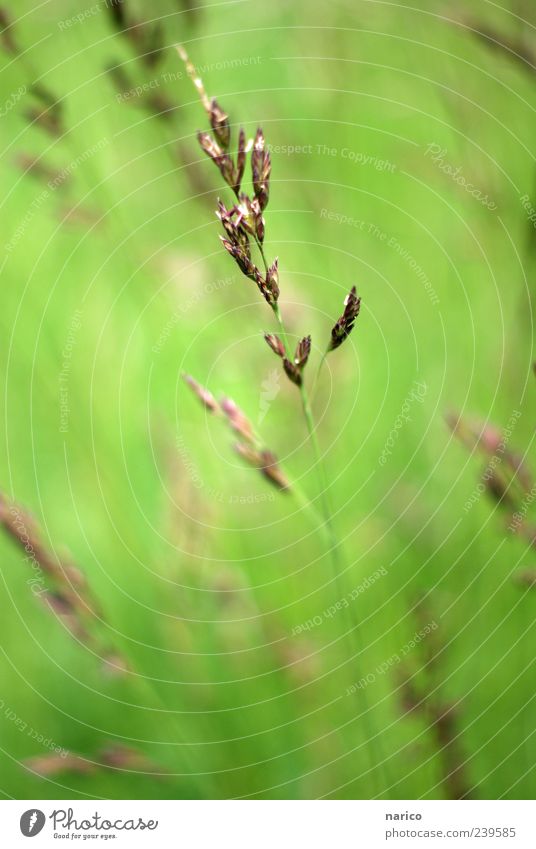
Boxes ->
[1,800,535,847]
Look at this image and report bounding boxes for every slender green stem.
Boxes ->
[274,304,291,358]
[255,226,389,793]
[243,409,329,543]
[254,235,269,275]
[270,297,388,794]
[299,384,339,562]
[298,381,389,796]
[311,350,328,399]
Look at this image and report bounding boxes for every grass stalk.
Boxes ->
[272,304,390,796]
[178,44,389,795]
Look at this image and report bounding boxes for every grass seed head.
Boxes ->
[259,450,289,490]
[265,258,279,298]
[177,44,211,113]
[329,285,361,351]
[235,444,289,491]
[220,397,255,443]
[181,50,278,309]
[295,335,311,369]
[283,335,311,386]
[209,98,231,149]
[236,128,247,191]
[182,374,219,413]
[264,333,285,358]
[216,200,251,253]
[0,7,17,54]
[197,131,237,189]
[254,269,279,307]
[237,194,265,243]
[251,128,271,210]
[283,358,302,386]
[220,236,258,279]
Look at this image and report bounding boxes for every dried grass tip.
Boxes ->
[235,444,290,491]
[251,128,271,211]
[182,374,219,413]
[329,286,361,351]
[264,333,285,358]
[220,397,255,443]
[283,335,311,386]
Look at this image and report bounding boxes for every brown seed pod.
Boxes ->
[220,236,258,280]
[265,258,279,299]
[182,374,219,413]
[283,358,302,386]
[329,286,361,351]
[264,333,285,358]
[235,444,289,491]
[197,131,237,189]
[251,128,271,210]
[282,336,311,386]
[295,335,311,369]
[216,200,251,253]
[209,98,231,149]
[236,128,246,193]
[254,269,279,307]
[220,397,255,443]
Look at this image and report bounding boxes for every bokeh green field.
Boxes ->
[1,0,535,799]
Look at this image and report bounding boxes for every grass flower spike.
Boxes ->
[264,333,285,358]
[177,45,386,793]
[329,285,361,351]
[283,336,311,387]
[251,128,271,211]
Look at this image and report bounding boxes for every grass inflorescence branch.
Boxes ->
[177,44,389,794]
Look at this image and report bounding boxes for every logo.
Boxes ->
[20,809,46,837]
[258,368,281,424]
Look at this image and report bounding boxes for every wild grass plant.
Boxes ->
[0,0,535,802]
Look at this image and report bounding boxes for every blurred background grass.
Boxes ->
[0,0,535,799]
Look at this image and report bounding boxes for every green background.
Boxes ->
[0,0,535,799]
